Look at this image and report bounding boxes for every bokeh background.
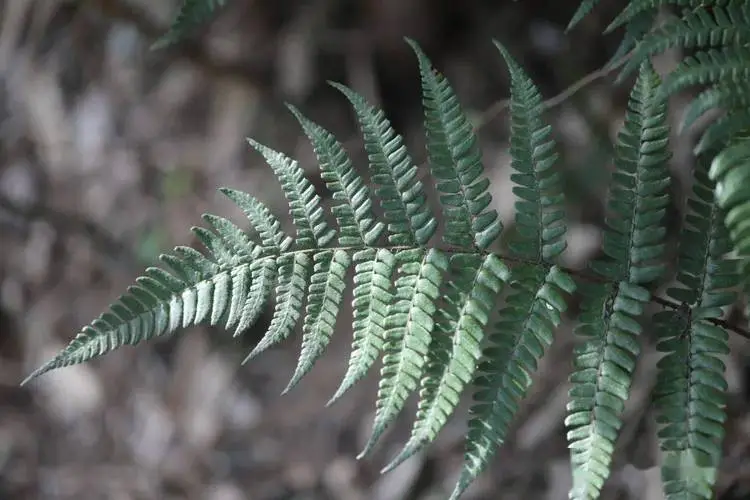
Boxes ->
[2,1,750,499]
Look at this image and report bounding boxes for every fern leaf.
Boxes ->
[407,38,503,251]
[152,0,228,50]
[247,139,336,248]
[452,264,575,499]
[606,0,706,33]
[288,106,385,246]
[22,251,253,384]
[567,281,650,500]
[234,259,277,336]
[201,214,257,262]
[695,108,750,154]
[566,61,670,499]
[331,82,437,246]
[660,46,750,99]
[383,253,510,472]
[359,248,449,458]
[590,62,671,284]
[610,9,657,71]
[567,0,602,31]
[219,188,293,253]
[284,249,351,393]
[244,253,310,362]
[495,41,567,263]
[682,82,750,133]
[621,3,750,79]
[329,248,396,404]
[653,160,737,499]
[710,138,750,264]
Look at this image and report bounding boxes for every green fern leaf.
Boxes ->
[219,188,293,253]
[407,38,503,251]
[152,0,228,50]
[22,246,256,384]
[359,248,449,458]
[567,0,603,31]
[620,3,750,79]
[566,61,670,499]
[331,83,437,246]
[288,106,386,246]
[449,45,576,497]
[495,41,567,262]
[383,253,510,472]
[590,62,671,284]
[452,263,575,499]
[653,159,737,499]
[606,0,707,33]
[247,139,336,248]
[695,108,750,154]
[660,46,750,98]
[710,138,750,264]
[682,83,750,133]
[567,281,650,500]
[609,9,657,71]
[284,249,351,393]
[329,248,396,404]
[244,253,310,362]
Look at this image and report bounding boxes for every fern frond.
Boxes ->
[288,106,385,247]
[695,108,750,154]
[330,83,437,247]
[407,38,503,251]
[329,248,395,404]
[660,46,750,98]
[359,248,450,458]
[591,62,671,284]
[609,9,657,70]
[606,0,708,33]
[246,139,336,248]
[383,253,510,472]
[682,82,750,133]
[710,137,750,264]
[243,253,310,362]
[452,263,574,499]
[152,0,228,50]
[620,3,750,78]
[495,41,566,263]
[567,280,650,500]
[652,160,738,499]
[568,0,603,31]
[21,206,265,382]
[284,249,351,392]
[566,61,671,499]
[448,45,576,498]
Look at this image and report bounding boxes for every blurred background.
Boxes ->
[2,0,750,499]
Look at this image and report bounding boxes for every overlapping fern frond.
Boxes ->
[585,0,750,279]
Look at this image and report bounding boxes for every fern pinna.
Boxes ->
[22,34,743,499]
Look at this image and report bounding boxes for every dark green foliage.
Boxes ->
[566,61,671,500]
[653,159,737,499]
[23,1,750,497]
[152,0,228,50]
